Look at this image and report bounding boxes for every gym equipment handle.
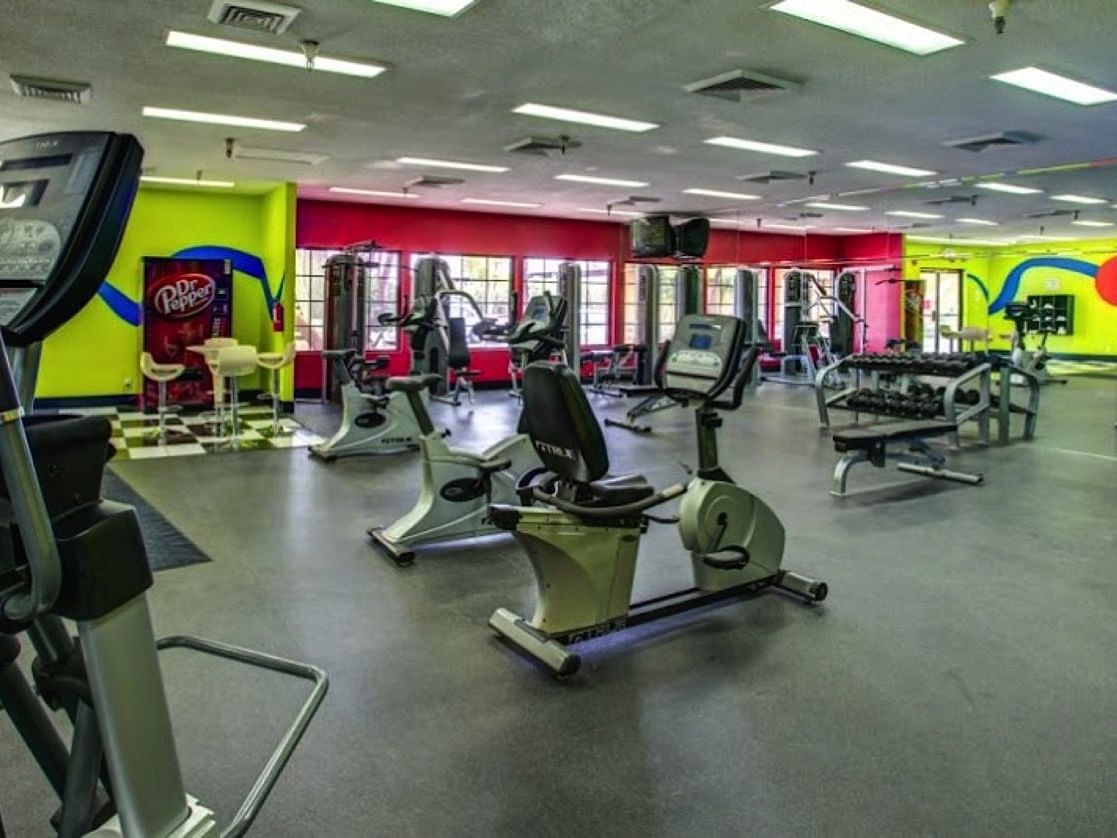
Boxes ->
[534,482,687,519]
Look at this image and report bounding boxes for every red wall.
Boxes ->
[295,199,902,388]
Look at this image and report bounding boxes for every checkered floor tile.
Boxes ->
[83,405,324,461]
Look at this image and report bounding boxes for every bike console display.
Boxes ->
[660,314,744,400]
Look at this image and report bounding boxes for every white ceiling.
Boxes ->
[5,0,1117,240]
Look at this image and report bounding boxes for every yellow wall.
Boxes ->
[39,183,295,399]
[903,238,1117,357]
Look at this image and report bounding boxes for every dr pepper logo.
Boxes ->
[149,273,216,320]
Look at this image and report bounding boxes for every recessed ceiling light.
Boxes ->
[834,227,873,233]
[1052,194,1109,205]
[991,67,1117,106]
[957,217,999,226]
[705,136,818,158]
[577,207,644,217]
[770,0,964,56]
[556,174,649,188]
[683,188,761,201]
[806,201,869,212]
[512,103,658,133]
[886,210,943,219]
[370,0,478,16]
[461,198,542,208]
[396,156,508,173]
[908,235,1003,246]
[975,181,1042,195]
[846,160,937,177]
[1018,234,1071,241]
[165,31,387,78]
[142,106,305,132]
[329,187,418,199]
[141,176,235,188]
[765,223,813,231]
[1071,219,1115,228]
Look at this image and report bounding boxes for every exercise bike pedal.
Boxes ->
[700,546,751,570]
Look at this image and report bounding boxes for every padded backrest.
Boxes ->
[446,317,470,368]
[522,362,609,483]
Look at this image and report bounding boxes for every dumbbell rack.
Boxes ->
[815,354,993,447]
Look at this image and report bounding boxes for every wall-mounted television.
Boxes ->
[630,215,710,259]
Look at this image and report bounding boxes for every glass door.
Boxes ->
[919,269,963,353]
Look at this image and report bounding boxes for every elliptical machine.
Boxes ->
[310,296,440,461]
[368,294,568,565]
[1004,301,1067,386]
[488,313,828,677]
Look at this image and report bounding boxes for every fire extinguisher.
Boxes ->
[272,301,284,332]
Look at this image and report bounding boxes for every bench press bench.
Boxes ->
[831,420,984,497]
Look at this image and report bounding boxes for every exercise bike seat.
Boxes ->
[584,475,655,507]
[386,374,442,393]
[478,457,513,476]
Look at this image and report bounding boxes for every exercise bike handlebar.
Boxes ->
[532,481,687,519]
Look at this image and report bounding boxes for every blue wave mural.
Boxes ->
[987,257,1098,314]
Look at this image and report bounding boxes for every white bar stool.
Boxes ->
[256,342,297,436]
[213,345,258,448]
[139,352,185,444]
[201,337,238,433]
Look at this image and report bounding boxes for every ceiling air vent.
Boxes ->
[684,69,799,102]
[207,0,301,34]
[737,170,806,184]
[925,194,978,206]
[404,175,464,189]
[232,143,328,165]
[505,136,582,157]
[9,75,91,103]
[943,131,1039,153]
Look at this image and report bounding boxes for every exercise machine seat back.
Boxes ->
[521,362,610,485]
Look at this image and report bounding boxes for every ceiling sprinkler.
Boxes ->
[301,40,320,71]
[989,0,1011,34]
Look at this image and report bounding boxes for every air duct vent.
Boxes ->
[504,136,582,157]
[207,0,301,34]
[684,69,799,102]
[943,131,1039,153]
[404,175,464,189]
[737,170,806,184]
[9,75,91,103]
[1025,209,1074,219]
[925,194,978,206]
[232,143,328,165]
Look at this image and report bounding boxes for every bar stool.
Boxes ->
[203,337,238,433]
[140,352,185,444]
[213,346,258,448]
[256,342,297,436]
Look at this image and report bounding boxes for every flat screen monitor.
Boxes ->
[630,215,673,258]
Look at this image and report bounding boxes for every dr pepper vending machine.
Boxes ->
[141,257,233,410]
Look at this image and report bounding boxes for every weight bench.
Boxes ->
[831,420,984,497]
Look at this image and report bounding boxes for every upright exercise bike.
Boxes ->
[368,294,568,565]
[310,297,441,461]
[488,313,828,677]
[1004,301,1067,386]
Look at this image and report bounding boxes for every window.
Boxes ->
[409,253,513,343]
[622,264,680,344]
[705,266,770,338]
[522,258,611,346]
[294,248,401,352]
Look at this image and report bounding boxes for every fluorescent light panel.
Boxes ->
[806,201,869,212]
[397,156,508,173]
[513,102,658,133]
[770,0,964,56]
[141,176,235,188]
[1071,220,1115,227]
[957,217,999,226]
[461,198,542,208]
[556,173,649,188]
[683,188,760,201]
[329,187,417,199]
[370,0,477,16]
[142,106,305,132]
[885,210,943,219]
[1052,194,1109,205]
[847,160,936,177]
[834,227,872,233]
[909,235,1003,246]
[992,67,1117,106]
[975,181,1042,195]
[577,207,643,217]
[165,31,386,78]
[704,136,817,158]
[766,223,813,231]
